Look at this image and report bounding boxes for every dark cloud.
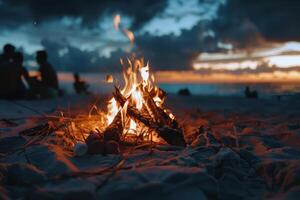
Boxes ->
[0,0,167,29]
[136,23,218,70]
[38,22,218,72]
[2,0,300,73]
[39,39,130,72]
[212,0,300,48]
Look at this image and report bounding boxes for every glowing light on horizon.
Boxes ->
[155,70,300,83]
[193,41,300,71]
[265,55,300,68]
[193,60,258,71]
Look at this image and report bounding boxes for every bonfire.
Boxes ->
[104,56,185,143]
[18,57,185,156]
[18,15,185,156]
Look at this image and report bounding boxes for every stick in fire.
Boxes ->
[111,86,186,146]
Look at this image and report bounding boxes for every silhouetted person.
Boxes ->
[36,50,60,98]
[178,88,191,96]
[11,52,30,98]
[245,86,258,99]
[277,95,281,101]
[0,44,15,64]
[0,44,16,99]
[73,73,90,95]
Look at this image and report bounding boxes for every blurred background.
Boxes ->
[1,0,300,96]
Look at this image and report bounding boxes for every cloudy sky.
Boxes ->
[0,0,299,72]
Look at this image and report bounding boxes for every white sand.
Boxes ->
[1,94,300,199]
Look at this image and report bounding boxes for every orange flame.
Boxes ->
[106,57,169,141]
[113,14,135,44]
[113,14,121,30]
[122,29,135,44]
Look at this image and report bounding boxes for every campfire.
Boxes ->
[85,15,186,153]
[102,56,186,148]
[18,15,186,156]
[102,15,185,147]
[20,57,186,156]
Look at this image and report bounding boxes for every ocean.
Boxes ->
[58,72,300,97]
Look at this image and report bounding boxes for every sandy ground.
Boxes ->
[1,94,300,199]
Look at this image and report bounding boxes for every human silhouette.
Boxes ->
[0,44,16,99]
[12,52,30,98]
[73,73,90,95]
[0,44,15,64]
[178,88,191,96]
[244,86,258,99]
[36,50,60,98]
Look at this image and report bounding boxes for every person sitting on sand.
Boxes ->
[11,52,30,98]
[0,44,16,99]
[73,73,90,95]
[245,86,258,99]
[36,50,60,98]
[178,88,191,96]
[0,44,15,64]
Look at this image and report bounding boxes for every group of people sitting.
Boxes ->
[0,43,89,100]
[0,43,60,99]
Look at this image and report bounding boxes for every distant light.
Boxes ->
[33,21,37,25]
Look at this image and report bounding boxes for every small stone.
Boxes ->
[87,140,106,155]
[74,141,88,156]
[86,133,105,155]
[103,130,120,142]
[105,140,120,154]
[86,133,101,146]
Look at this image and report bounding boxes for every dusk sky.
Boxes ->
[1,0,300,73]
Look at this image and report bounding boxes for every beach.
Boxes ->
[1,93,300,199]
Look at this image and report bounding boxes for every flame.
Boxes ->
[113,14,121,30]
[107,15,173,142]
[106,74,114,83]
[122,29,135,44]
[106,57,171,141]
[113,14,135,44]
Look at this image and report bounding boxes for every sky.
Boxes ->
[0,0,300,73]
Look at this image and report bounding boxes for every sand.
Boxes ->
[1,94,300,199]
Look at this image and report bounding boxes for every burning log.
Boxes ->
[113,87,186,146]
[156,126,186,147]
[103,110,123,142]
